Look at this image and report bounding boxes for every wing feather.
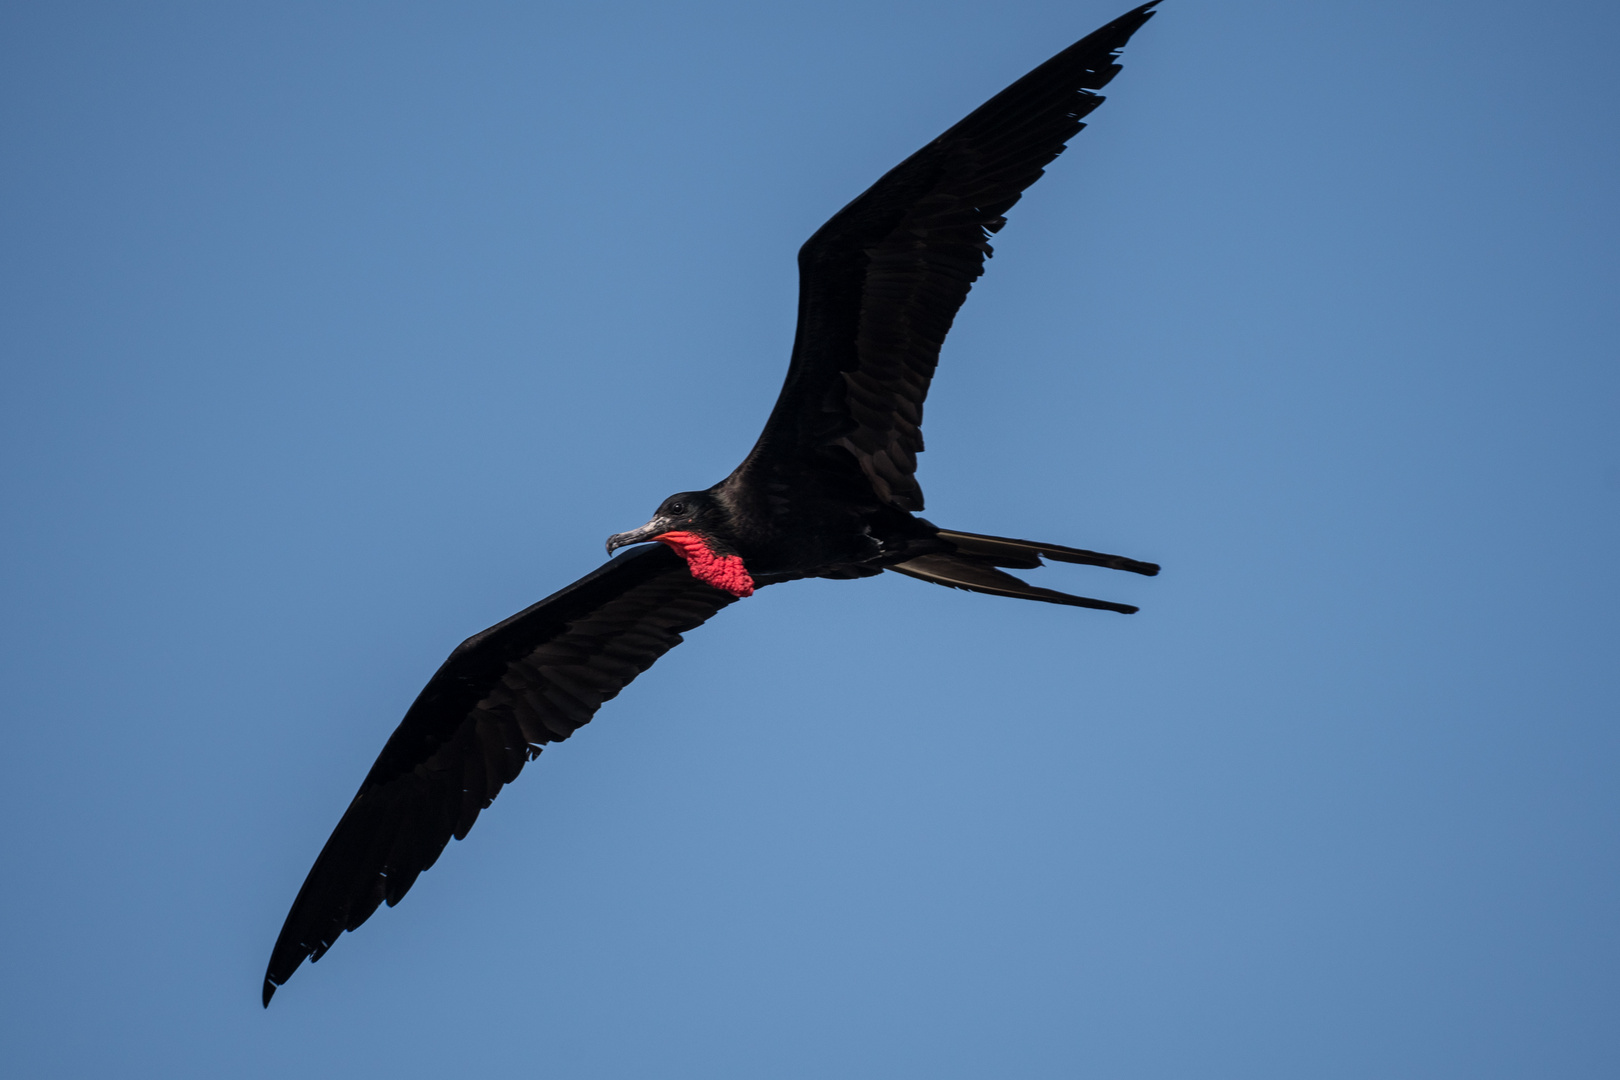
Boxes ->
[263,544,738,1004]
[734,2,1159,511]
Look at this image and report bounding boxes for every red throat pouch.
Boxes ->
[654,531,755,598]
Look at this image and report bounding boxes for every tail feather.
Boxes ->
[935,528,1159,577]
[888,552,1140,614]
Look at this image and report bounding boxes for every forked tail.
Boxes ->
[888,528,1159,614]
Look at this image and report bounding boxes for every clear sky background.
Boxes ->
[3,1,1617,1076]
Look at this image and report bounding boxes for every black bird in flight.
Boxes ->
[264,1,1162,1006]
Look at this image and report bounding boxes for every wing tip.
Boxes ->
[263,927,316,1008]
[1124,0,1164,25]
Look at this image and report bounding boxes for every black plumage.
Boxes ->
[264,1,1162,1006]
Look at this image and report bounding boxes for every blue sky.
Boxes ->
[2,1,1617,1076]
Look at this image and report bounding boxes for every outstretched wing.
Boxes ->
[263,544,739,1005]
[733,2,1159,512]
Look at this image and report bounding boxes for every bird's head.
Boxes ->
[605,490,729,554]
[605,491,754,597]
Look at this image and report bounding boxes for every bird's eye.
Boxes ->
[668,502,686,516]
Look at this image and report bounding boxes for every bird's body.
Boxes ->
[265,1,1163,1006]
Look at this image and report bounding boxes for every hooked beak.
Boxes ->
[605,516,674,556]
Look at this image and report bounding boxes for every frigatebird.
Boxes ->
[264,1,1162,1005]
